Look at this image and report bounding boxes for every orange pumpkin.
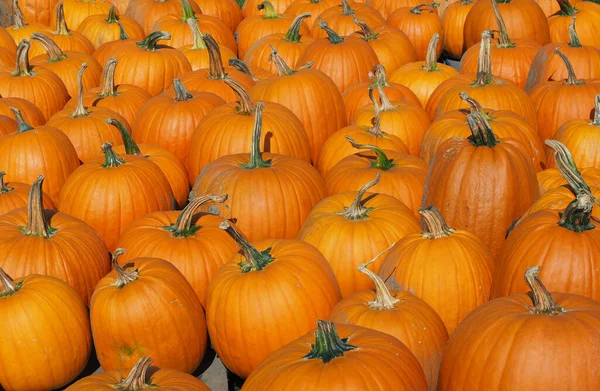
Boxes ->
[6,0,52,55]
[311,0,385,39]
[179,18,237,71]
[56,0,112,31]
[206,221,342,378]
[370,0,424,18]
[0,172,55,216]
[388,3,443,61]
[124,0,202,34]
[243,0,294,17]
[0,115,17,135]
[91,250,207,373]
[91,20,137,65]
[194,0,243,32]
[548,0,600,48]
[0,47,15,68]
[537,166,600,195]
[12,0,56,25]
[77,4,145,49]
[0,95,45,127]
[441,0,475,60]
[0,26,16,54]
[284,0,339,32]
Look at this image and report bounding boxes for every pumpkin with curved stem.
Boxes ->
[439,267,600,390]
[0,95,44,126]
[0,172,55,216]
[299,175,420,296]
[0,40,69,121]
[91,20,136,65]
[190,102,325,241]
[46,63,127,163]
[58,143,173,251]
[91,250,207,373]
[243,0,294,17]
[229,57,275,82]
[56,0,112,31]
[180,18,237,71]
[12,0,56,25]
[330,255,448,390]
[206,221,342,378]
[6,0,52,53]
[241,320,428,390]
[379,206,493,334]
[284,0,339,32]
[423,111,539,258]
[547,0,600,48]
[311,0,385,39]
[0,108,79,204]
[0,268,91,391]
[530,49,600,143]
[388,3,443,61]
[325,138,428,215]
[194,0,243,32]
[441,0,475,60]
[77,4,145,49]
[389,33,458,108]
[537,166,600,195]
[125,0,202,34]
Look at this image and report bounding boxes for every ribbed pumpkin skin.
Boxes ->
[330,290,449,390]
[353,25,418,75]
[13,0,56,25]
[241,323,428,390]
[370,0,424,18]
[194,0,243,32]
[28,31,96,58]
[0,47,15,68]
[206,239,342,378]
[56,0,112,30]
[387,6,443,61]
[343,82,421,124]
[0,181,55,215]
[0,274,91,391]
[191,153,326,242]
[243,32,315,76]
[438,291,600,390]
[0,127,80,204]
[179,69,255,103]
[180,43,237,71]
[298,191,421,297]
[77,13,145,49]
[284,0,339,32]
[0,115,16,135]
[548,120,600,170]
[58,154,174,251]
[236,14,308,59]
[0,27,16,54]
[547,2,600,48]
[0,97,45,127]
[442,0,475,60]
[311,3,385,39]
[153,14,237,52]
[124,0,202,34]
[519,186,600,222]
[91,257,207,373]
[378,228,494,334]
[537,167,600,195]
[389,61,458,109]
[92,38,135,65]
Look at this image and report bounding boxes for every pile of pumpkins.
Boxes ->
[0,0,599,389]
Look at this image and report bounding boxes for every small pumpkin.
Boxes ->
[311,0,385,39]
[284,0,339,32]
[547,0,600,48]
[0,95,45,127]
[6,0,52,54]
[179,18,237,71]
[91,20,136,65]
[0,172,55,216]
[441,0,475,60]
[56,0,112,31]
[388,3,443,61]
[77,4,145,49]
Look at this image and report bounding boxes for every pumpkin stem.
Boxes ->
[318,19,344,44]
[180,0,198,21]
[556,0,577,16]
[100,57,118,97]
[219,220,274,272]
[137,31,171,51]
[285,12,310,43]
[228,58,261,82]
[117,356,153,390]
[346,136,397,171]
[525,266,566,315]
[12,0,26,29]
[459,92,494,121]
[303,320,357,363]
[423,33,440,71]
[0,267,20,296]
[491,0,514,48]
[239,101,272,168]
[30,33,66,62]
[419,205,456,239]
[554,48,581,85]
[410,3,438,14]
[13,39,33,77]
[0,172,13,194]
[71,63,91,118]
[367,104,384,137]
[258,1,281,19]
[101,142,126,168]
[111,249,139,288]
[173,78,193,101]
[224,77,256,114]
[168,194,228,237]
[341,0,355,14]
[545,140,591,196]
[9,107,34,132]
[187,18,207,50]
[466,111,499,147]
[106,118,142,156]
[205,33,226,80]
[368,64,389,88]
[116,20,129,40]
[568,17,581,48]
[475,30,494,85]
[592,94,600,126]
[368,86,382,117]
[269,45,295,76]
[558,193,596,232]
[54,2,70,35]
[376,83,395,112]
[23,175,54,238]
[354,17,377,41]
[337,174,380,220]
[358,247,400,310]
[106,4,119,24]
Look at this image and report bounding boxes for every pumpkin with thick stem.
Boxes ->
[440,267,600,390]
[389,33,458,108]
[284,0,339,32]
[12,0,55,25]
[229,57,275,81]
[241,320,428,390]
[530,48,600,143]
[423,111,539,258]
[91,250,207,373]
[190,102,325,241]
[132,79,225,163]
[325,138,428,216]
[311,0,385,39]
[441,0,474,60]
[0,95,44,126]
[0,268,91,391]
[0,172,55,216]
[547,0,600,48]
[0,175,110,304]
[179,18,237,71]
[0,40,69,121]
[243,0,294,17]
[193,0,243,32]
[6,0,52,52]
[379,206,493,334]
[537,166,600,195]
[58,143,173,251]
[125,0,202,34]
[206,221,342,378]
[330,255,448,391]
[77,4,145,49]
[388,4,443,61]
[65,356,211,390]
[459,0,540,89]
[298,174,420,296]
[297,19,378,92]
[47,63,127,162]
[0,108,79,204]
[57,0,112,31]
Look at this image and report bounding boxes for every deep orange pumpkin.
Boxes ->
[77,4,145,49]
[0,172,55,216]
[55,0,112,31]
[388,3,443,61]
[0,95,45,127]
[548,0,600,48]
[284,0,340,32]
[91,22,136,65]
[194,0,243,32]
[311,0,385,39]
[441,0,475,60]
[179,18,237,71]
[537,166,600,195]
[124,0,201,34]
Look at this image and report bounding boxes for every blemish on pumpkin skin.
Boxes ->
[117,346,135,359]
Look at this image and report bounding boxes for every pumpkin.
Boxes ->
[379,206,494,334]
[0,27,16,54]
[91,21,136,65]
[529,48,600,143]
[0,40,69,121]
[388,4,443,61]
[241,320,427,390]
[370,0,424,18]
[463,0,550,48]
[77,4,145,49]
[46,63,127,163]
[243,0,294,17]
[548,0,600,48]
[537,166,600,195]
[439,267,600,390]
[0,108,80,204]
[459,0,540,89]
[311,0,385,39]
[229,57,275,82]
[12,0,56,25]
[250,48,347,162]
[206,221,342,378]
[58,143,174,251]
[389,33,458,108]
[91,249,207,373]
[0,95,45,127]
[57,0,112,31]
[299,174,420,295]
[30,32,102,99]
[0,172,55,216]
[0,115,16,135]
[330,255,448,390]
[325,138,428,215]
[6,0,52,54]
[132,79,225,164]
[180,18,237,71]
[441,0,475,60]
[0,47,15,68]
[284,0,339,32]
[190,102,325,241]
[297,19,378,93]
[194,0,243,32]
[423,111,539,257]
[65,356,211,391]
[124,0,201,34]
[0,268,91,391]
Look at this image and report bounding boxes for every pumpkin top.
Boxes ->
[0,172,12,194]
[258,1,282,19]
[105,4,119,24]
[187,17,207,50]
[9,107,34,133]
[165,194,228,237]
[180,0,199,21]
[525,266,566,315]
[303,320,357,363]
[419,205,456,239]
[228,58,261,82]
[23,175,56,238]
[357,249,400,310]
[346,136,397,171]
[30,32,67,62]
[554,47,582,85]
[341,0,355,15]
[318,19,344,44]
[225,77,256,114]
[473,30,495,86]
[204,33,227,80]
[240,101,272,169]
[106,118,142,156]
[0,267,21,297]
[136,31,172,52]
[338,174,380,220]
[423,33,441,72]
[354,17,378,42]
[172,78,193,101]
[365,92,385,138]
[491,0,514,48]
[101,142,126,168]
[556,0,578,16]
[116,356,154,390]
[54,2,71,36]
[460,92,493,121]
[71,62,91,118]
[269,46,298,76]
[13,40,34,77]
[410,2,439,14]
[567,17,582,48]
[100,58,118,97]
[12,0,27,29]
[111,249,140,288]
[219,220,274,272]
[466,110,499,147]
[286,13,311,43]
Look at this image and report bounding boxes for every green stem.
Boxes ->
[358,251,400,310]
[117,356,153,390]
[491,0,514,48]
[475,30,494,85]
[106,4,119,23]
[419,206,456,239]
[423,33,440,71]
[568,17,581,48]
[258,1,280,19]
[228,58,260,82]
[173,79,192,101]
[303,320,357,363]
[219,220,274,272]
[554,47,580,85]
[337,174,380,220]
[180,0,197,20]
[318,19,344,44]
[187,18,206,50]
[30,33,66,62]
[13,40,33,77]
[466,111,499,147]
[100,57,118,97]
[269,45,295,76]
[0,267,20,296]
[106,118,142,156]
[545,140,591,195]
[354,17,378,42]
[558,194,596,232]
[12,0,25,29]
[117,20,129,40]
[9,107,34,132]
[71,62,90,118]
[239,101,271,168]
[54,2,70,35]
[225,77,256,114]
[346,136,397,171]
[285,12,310,43]
[136,31,171,51]
[110,249,140,288]
[341,0,355,15]
[525,266,566,314]
[101,142,126,168]
[556,0,578,16]
[24,175,53,238]
[167,194,228,237]
[0,172,13,194]
[205,33,226,80]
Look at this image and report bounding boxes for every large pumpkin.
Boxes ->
[441,0,475,60]
[0,95,45,127]
[547,0,600,48]
[77,4,146,49]
[193,0,243,32]
[0,172,55,215]
[388,3,443,61]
